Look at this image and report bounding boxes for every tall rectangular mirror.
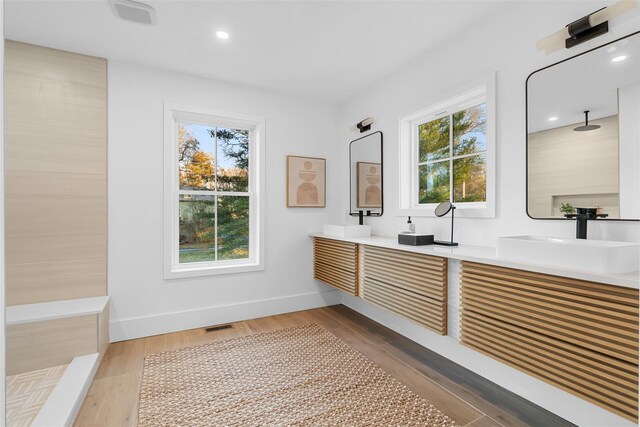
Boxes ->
[349,131,383,216]
[526,31,639,220]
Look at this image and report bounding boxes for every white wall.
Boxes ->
[618,84,640,218]
[1,0,6,423]
[108,62,341,341]
[336,2,640,426]
[335,1,640,246]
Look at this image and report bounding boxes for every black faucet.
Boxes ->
[564,207,608,239]
[357,210,371,225]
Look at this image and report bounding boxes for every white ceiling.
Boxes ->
[4,0,503,104]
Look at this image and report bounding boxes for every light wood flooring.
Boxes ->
[7,363,68,427]
[74,305,573,427]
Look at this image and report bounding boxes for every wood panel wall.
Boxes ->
[460,261,639,422]
[6,315,97,375]
[313,238,358,295]
[361,245,447,335]
[4,41,107,305]
[528,115,619,218]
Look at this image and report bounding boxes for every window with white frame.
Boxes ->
[399,81,495,217]
[164,105,265,278]
[417,103,487,204]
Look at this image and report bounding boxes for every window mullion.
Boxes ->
[414,123,419,206]
[451,152,484,161]
[214,127,218,262]
[214,195,218,262]
[178,189,250,197]
[449,113,454,203]
[213,127,218,192]
[175,119,181,267]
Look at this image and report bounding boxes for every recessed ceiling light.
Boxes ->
[548,116,558,121]
[216,31,229,40]
[611,55,627,62]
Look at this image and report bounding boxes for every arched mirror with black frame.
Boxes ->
[349,131,383,221]
[526,31,639,222]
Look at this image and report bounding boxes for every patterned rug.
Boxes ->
[138,324,457,426]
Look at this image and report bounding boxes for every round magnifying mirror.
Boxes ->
[434,201,453,217]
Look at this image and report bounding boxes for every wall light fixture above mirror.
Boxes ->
[526,31,640,221]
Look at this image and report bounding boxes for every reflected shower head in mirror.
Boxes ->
[434,201,458,247]
[573,110,601,131]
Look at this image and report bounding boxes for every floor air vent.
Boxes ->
[205,324,233,333]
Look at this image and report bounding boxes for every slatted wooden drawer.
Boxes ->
[460,261,639,422]
[313,237,358,295]
[361,245,447,334]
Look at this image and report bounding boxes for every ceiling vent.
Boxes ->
[108,0,157,25]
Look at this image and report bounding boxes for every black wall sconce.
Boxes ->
[537,0,636,55]
[350,117,374,133]
[565,9,609,49]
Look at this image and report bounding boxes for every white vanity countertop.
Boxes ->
[309,233,640,289]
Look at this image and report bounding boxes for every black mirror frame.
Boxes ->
[349,130,383,217]
[525,30,640,222]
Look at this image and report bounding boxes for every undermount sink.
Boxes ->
[496,236,640,275]
[322,224,371,238]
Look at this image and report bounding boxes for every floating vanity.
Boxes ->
[460,261,638,421]
[313,237,359,295]
[360,245,447,334]
[310,233,639,422]
[313,236,448,335]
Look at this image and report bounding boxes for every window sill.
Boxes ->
[164,260,264,280]
[398,204,495,218]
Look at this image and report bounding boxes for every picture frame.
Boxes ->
[357,162,382,208]
[286,155,326,208]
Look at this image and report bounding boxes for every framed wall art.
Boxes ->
[286,155,326,208]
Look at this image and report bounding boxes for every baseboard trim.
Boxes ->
[109,290,341,342]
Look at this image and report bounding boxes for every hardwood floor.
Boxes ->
[74,305,574,427]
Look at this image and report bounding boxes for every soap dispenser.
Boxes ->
[407,216,415,233]
[398,216,434,245]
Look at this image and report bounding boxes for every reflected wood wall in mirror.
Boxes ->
[349,131,383,216]
[526,31,640,220]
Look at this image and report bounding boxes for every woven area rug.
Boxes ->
[138,323,457,426]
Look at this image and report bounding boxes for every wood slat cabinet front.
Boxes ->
[313,238,359,295]
[361,245,448,335]
[460,261,639,422]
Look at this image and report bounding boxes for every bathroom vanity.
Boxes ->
[310,233,639,422]
[460,261,637,421]
[309,29,640,426]
[314,236,448,335]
